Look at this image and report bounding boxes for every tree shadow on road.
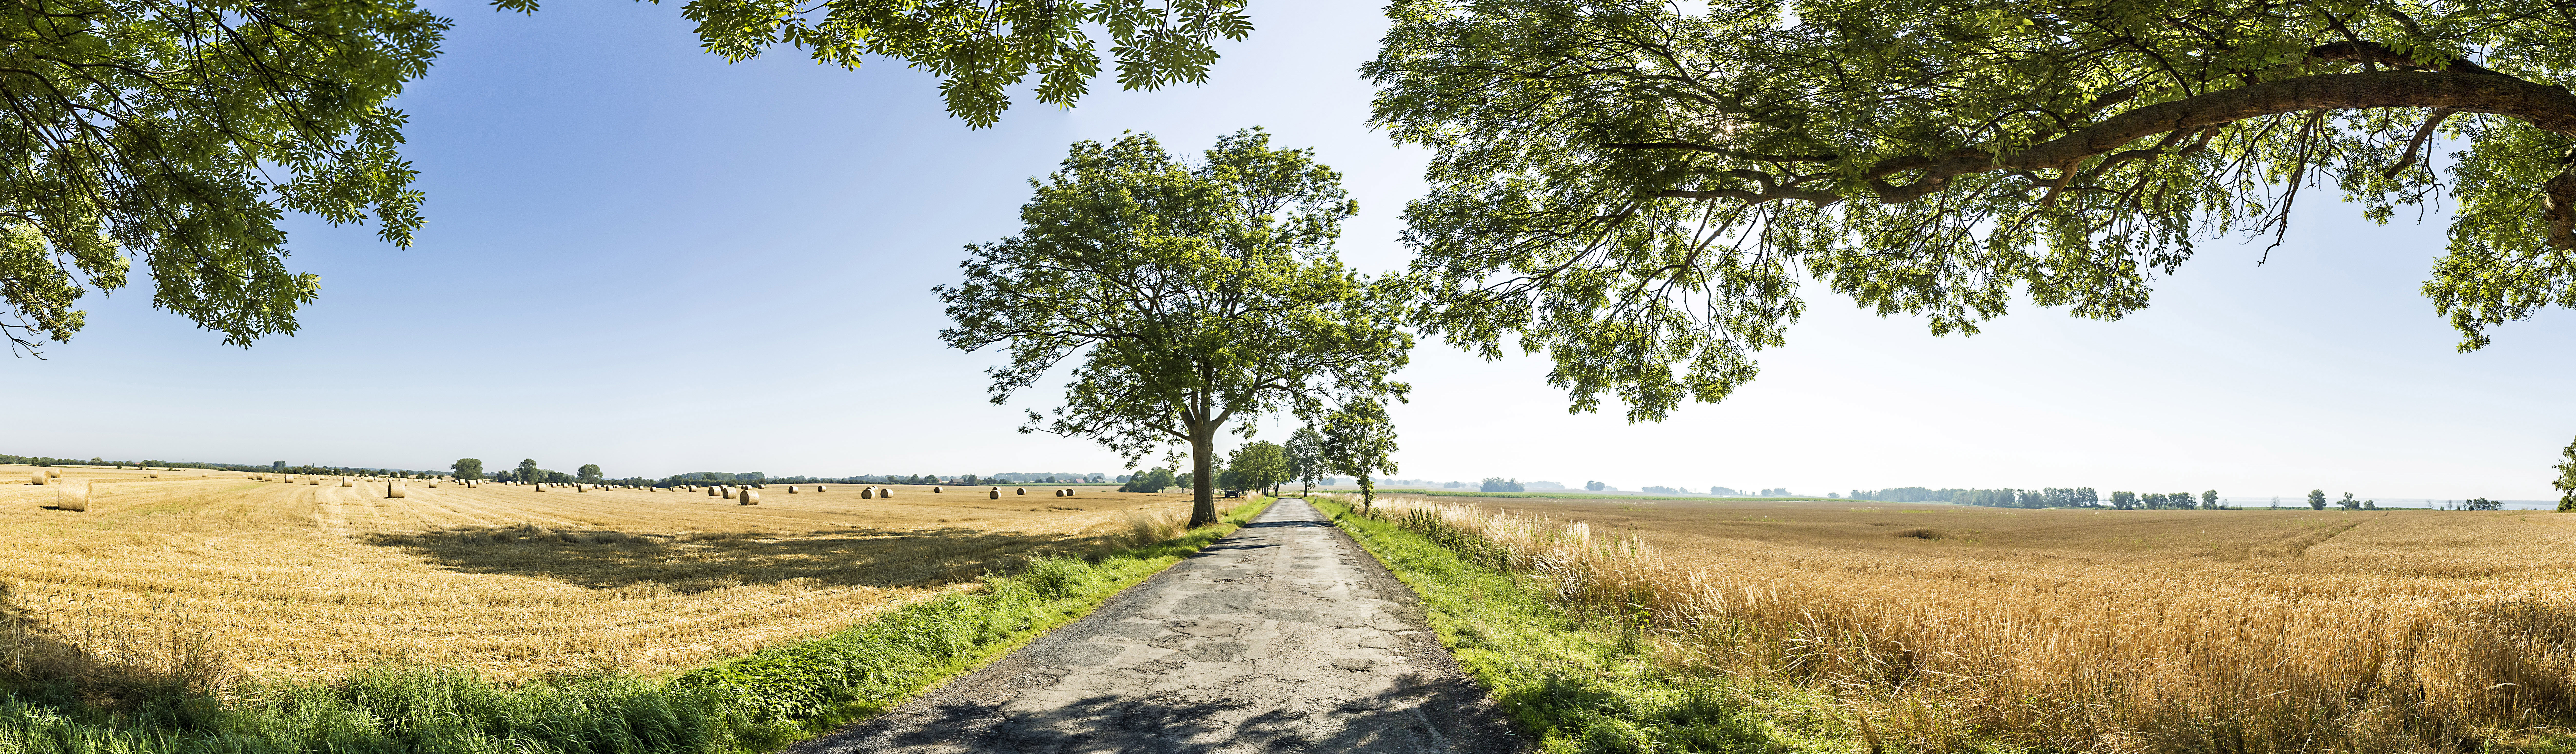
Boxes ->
[809,669,1519,753]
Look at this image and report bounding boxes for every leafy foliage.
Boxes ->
[939,129,1410,525]
[0,0,443,354]
[1225,440,1290,494]
[538,0,1258,128]
[2556,437,2576,511]
[1368,0,2576,421]
[1320,398,1399,507]
[1284,426,1326,494]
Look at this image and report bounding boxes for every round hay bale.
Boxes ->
[707,487,718,497]
[1065,488,1075,497]
[816,485,826,492]
[989,489,999,499]
[388,482,407,499]
[1053,489,1063,497]
[46,469,59,478]
[1016,488,1026,495]
[55,480,89,512]
[787,486,799,493]
[932,486,943,493]
[340,477,351,487]
[880,488,893,498]
[739,490,761,505]
[29,471,45,486]
[861,487,874,499]
[723,488,735,499]
[428,481,439,488]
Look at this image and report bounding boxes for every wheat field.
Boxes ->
[1336,493,2576,753]
[0,465,1189,682]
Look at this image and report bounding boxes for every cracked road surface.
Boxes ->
[791,498,1520,753]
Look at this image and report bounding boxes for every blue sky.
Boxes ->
[9,0,2573,502]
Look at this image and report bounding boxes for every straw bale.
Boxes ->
[738,490,761,505]
[989,489,1000,499]
[54,480,89,512]
[788,486,799,493]
[388,482,407,499]
[816,485,827,492]
[1017,488,1026,495]
[723,488,735,499]
[45,470,58,478]
[861,488,874,499]
[880,488,893,498]
[28,471,43,486]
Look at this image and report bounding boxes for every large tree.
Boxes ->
[451,458,484,481]
[2554,436,2576,511]
[1284,426,1327,494]
[1321,398,1399,509]
[1227,440,1291,496]
[939,129,1412,527]
[5,0,1249,356]
[1368,0,2576,422]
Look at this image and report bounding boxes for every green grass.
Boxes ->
[1311,499,1856,754]
[0,498,1276,754]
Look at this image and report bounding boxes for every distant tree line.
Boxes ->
[1852,487,2104,508]
[0,453,446,477]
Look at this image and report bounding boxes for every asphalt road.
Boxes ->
[788,498,1521,753]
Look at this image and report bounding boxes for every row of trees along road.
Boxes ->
[15,1,2576,500]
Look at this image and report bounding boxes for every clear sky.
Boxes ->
[9,0,2573,503]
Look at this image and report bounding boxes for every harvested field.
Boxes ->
[1332,493,2576,753]
[0,465,1195,681]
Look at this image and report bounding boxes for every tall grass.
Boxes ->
[1325,494,2576,753]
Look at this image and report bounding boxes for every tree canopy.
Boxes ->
[0,0,442,355]
[1321,398,1398,507]
[1284,426,1327,494]
[1226,440,1291,495]
[593,0,1254,128]
[939,129,1411,527]
[6,0,1246,357]
[1368,0,2576,421]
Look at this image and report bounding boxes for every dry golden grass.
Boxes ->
[0,466,1189,682]
[1332,493,2576,753]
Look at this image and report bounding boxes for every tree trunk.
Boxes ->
[1188,427,1219,527]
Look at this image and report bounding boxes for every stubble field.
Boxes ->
[0,465,1192,682]
[1348,493,2576,752]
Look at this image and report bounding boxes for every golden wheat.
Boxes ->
[1337,494,2576,754]
[0,465,1197,681]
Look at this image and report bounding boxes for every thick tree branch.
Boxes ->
[1867,71,2576,202]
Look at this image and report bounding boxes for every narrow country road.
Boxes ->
[790,498,1521,753]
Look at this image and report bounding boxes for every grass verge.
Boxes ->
[1310,498,1854,754]
[0,497,1275,754]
